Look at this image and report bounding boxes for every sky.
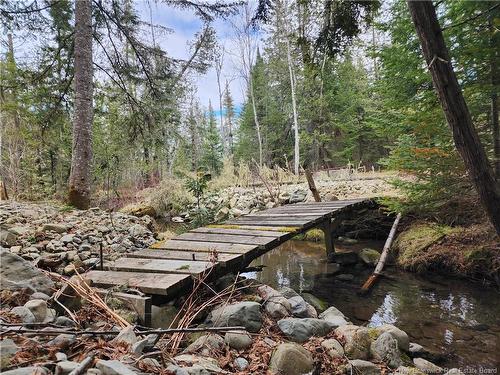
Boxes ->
[135,0,249,115]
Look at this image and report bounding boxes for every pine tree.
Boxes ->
[201,101,223,174]
[223,81,235,156]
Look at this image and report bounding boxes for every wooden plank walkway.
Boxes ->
[84,198,367,297]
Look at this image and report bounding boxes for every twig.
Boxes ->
[0,326,247,337]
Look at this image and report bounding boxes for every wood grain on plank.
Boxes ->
[106,258,214,275]
[176,232,278,246]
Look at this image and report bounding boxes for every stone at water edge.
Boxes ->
[269,343,314,375]
[288,295,318,318]
[224,331,253,350]
[347,360,381,375]
[319,305,350,327]
[359,248,381,266]
[257,285,291,319]
[331,251,358,265]
[376,324,410,352]
[205,301,262,333]
[413,358,443,374]
[1,367,49,375]
[301,292,328,313]
[277,318,334,343]
[0,248,55,294]
[370,332,403,368]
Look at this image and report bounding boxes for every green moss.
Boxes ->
[367,328,381,341]
[464,247,491,262]
[395,223,457,266]
[177,264,190,270]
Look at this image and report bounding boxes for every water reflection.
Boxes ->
[245,240,500,368]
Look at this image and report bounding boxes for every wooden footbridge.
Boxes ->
[84,198,368,324]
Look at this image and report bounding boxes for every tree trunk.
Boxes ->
[286,40,300,175]
[407,0,500,235]
[68,0,93,209]
[249,78,263,167]
[489,17,500,180]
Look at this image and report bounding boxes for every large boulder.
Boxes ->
[277,318,333,343]
[319,306,350,327]
[288,295,317,318]
[269,343,313,375]
[370,332,403,368]
[335,325,372,360]
[301,293,328,313]
[0,230,17,247]
[205,301,262,333]
[376,324,410,352]
[0,249,54,294]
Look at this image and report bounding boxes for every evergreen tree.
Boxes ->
[223,81,235,156]
[201,101,223,174]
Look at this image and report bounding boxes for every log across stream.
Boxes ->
[244,239,500,369]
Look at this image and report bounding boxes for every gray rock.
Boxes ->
[277,318,334,343]
[1,367,49,375]
[289,190,307,203]
[0,230,17,246]
[128,224,149,237]
[60,234,75,244]
[321,338,344,359]
[288,295,317,318]
[31,292,51,301]
[131,338,149,355]
[336,273,355,281]
[370,332,403,368]
[55,360,78,375]
[301,293,328,313]
[47,334,76,349]
[319,306,349,327]
[96,360,138,375]
[279,287,299,298]
[347,360,381,375]
[55,316,77,327]
[258,285,291,319]
[224,331,252,350]
[0,249,54,294]
[269,343,313,375]
[142,358,160,368]
[0,338,19,370]
[377,324,410,352]
[24,299,48,322]
[444,369,464,375]
[336,325,372,360]
[173,354,225,374]
[205,301,262,333]
[8,226,30,236]
[359,248,381,266]
[110,326,137,346]
[165,365,190,375]
[42,223,68,233]
[184,334,224,355]
[11,306,36,323]
[413,358,443,374]
[86,370,103,375]
[234,357,249,371]
[55,352,67,361]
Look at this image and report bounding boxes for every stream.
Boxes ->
[243,240,500,369]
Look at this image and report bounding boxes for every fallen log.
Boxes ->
[305,169,321,202]
[359,213,402,294]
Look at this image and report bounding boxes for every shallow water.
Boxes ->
[244,240,500,369]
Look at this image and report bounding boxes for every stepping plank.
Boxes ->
[192,227,288,237]
[176,232,278,246]
[106,258,214,275]
[245,213,327,217]
[210,224,300,232]
[84,270,190,296]
[224,220,309,227]
[127,249,241,264]
[155,239,257,254]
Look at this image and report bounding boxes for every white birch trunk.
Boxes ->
[68,0,93,209]
[287,40,300,175]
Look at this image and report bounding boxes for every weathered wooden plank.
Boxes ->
[192,227,288,237]
[176,232,278,246]
[245,212,328,218]
[224,220,308,227]
[84,270,191,296]
[209,224,300,232]
[127,249,241,264]
[155,239,257,254]
[95,289,152,326]
[106,258,214,275]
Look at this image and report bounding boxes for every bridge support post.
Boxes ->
[321,220,336,261]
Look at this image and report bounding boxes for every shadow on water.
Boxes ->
[244,240,500,369]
